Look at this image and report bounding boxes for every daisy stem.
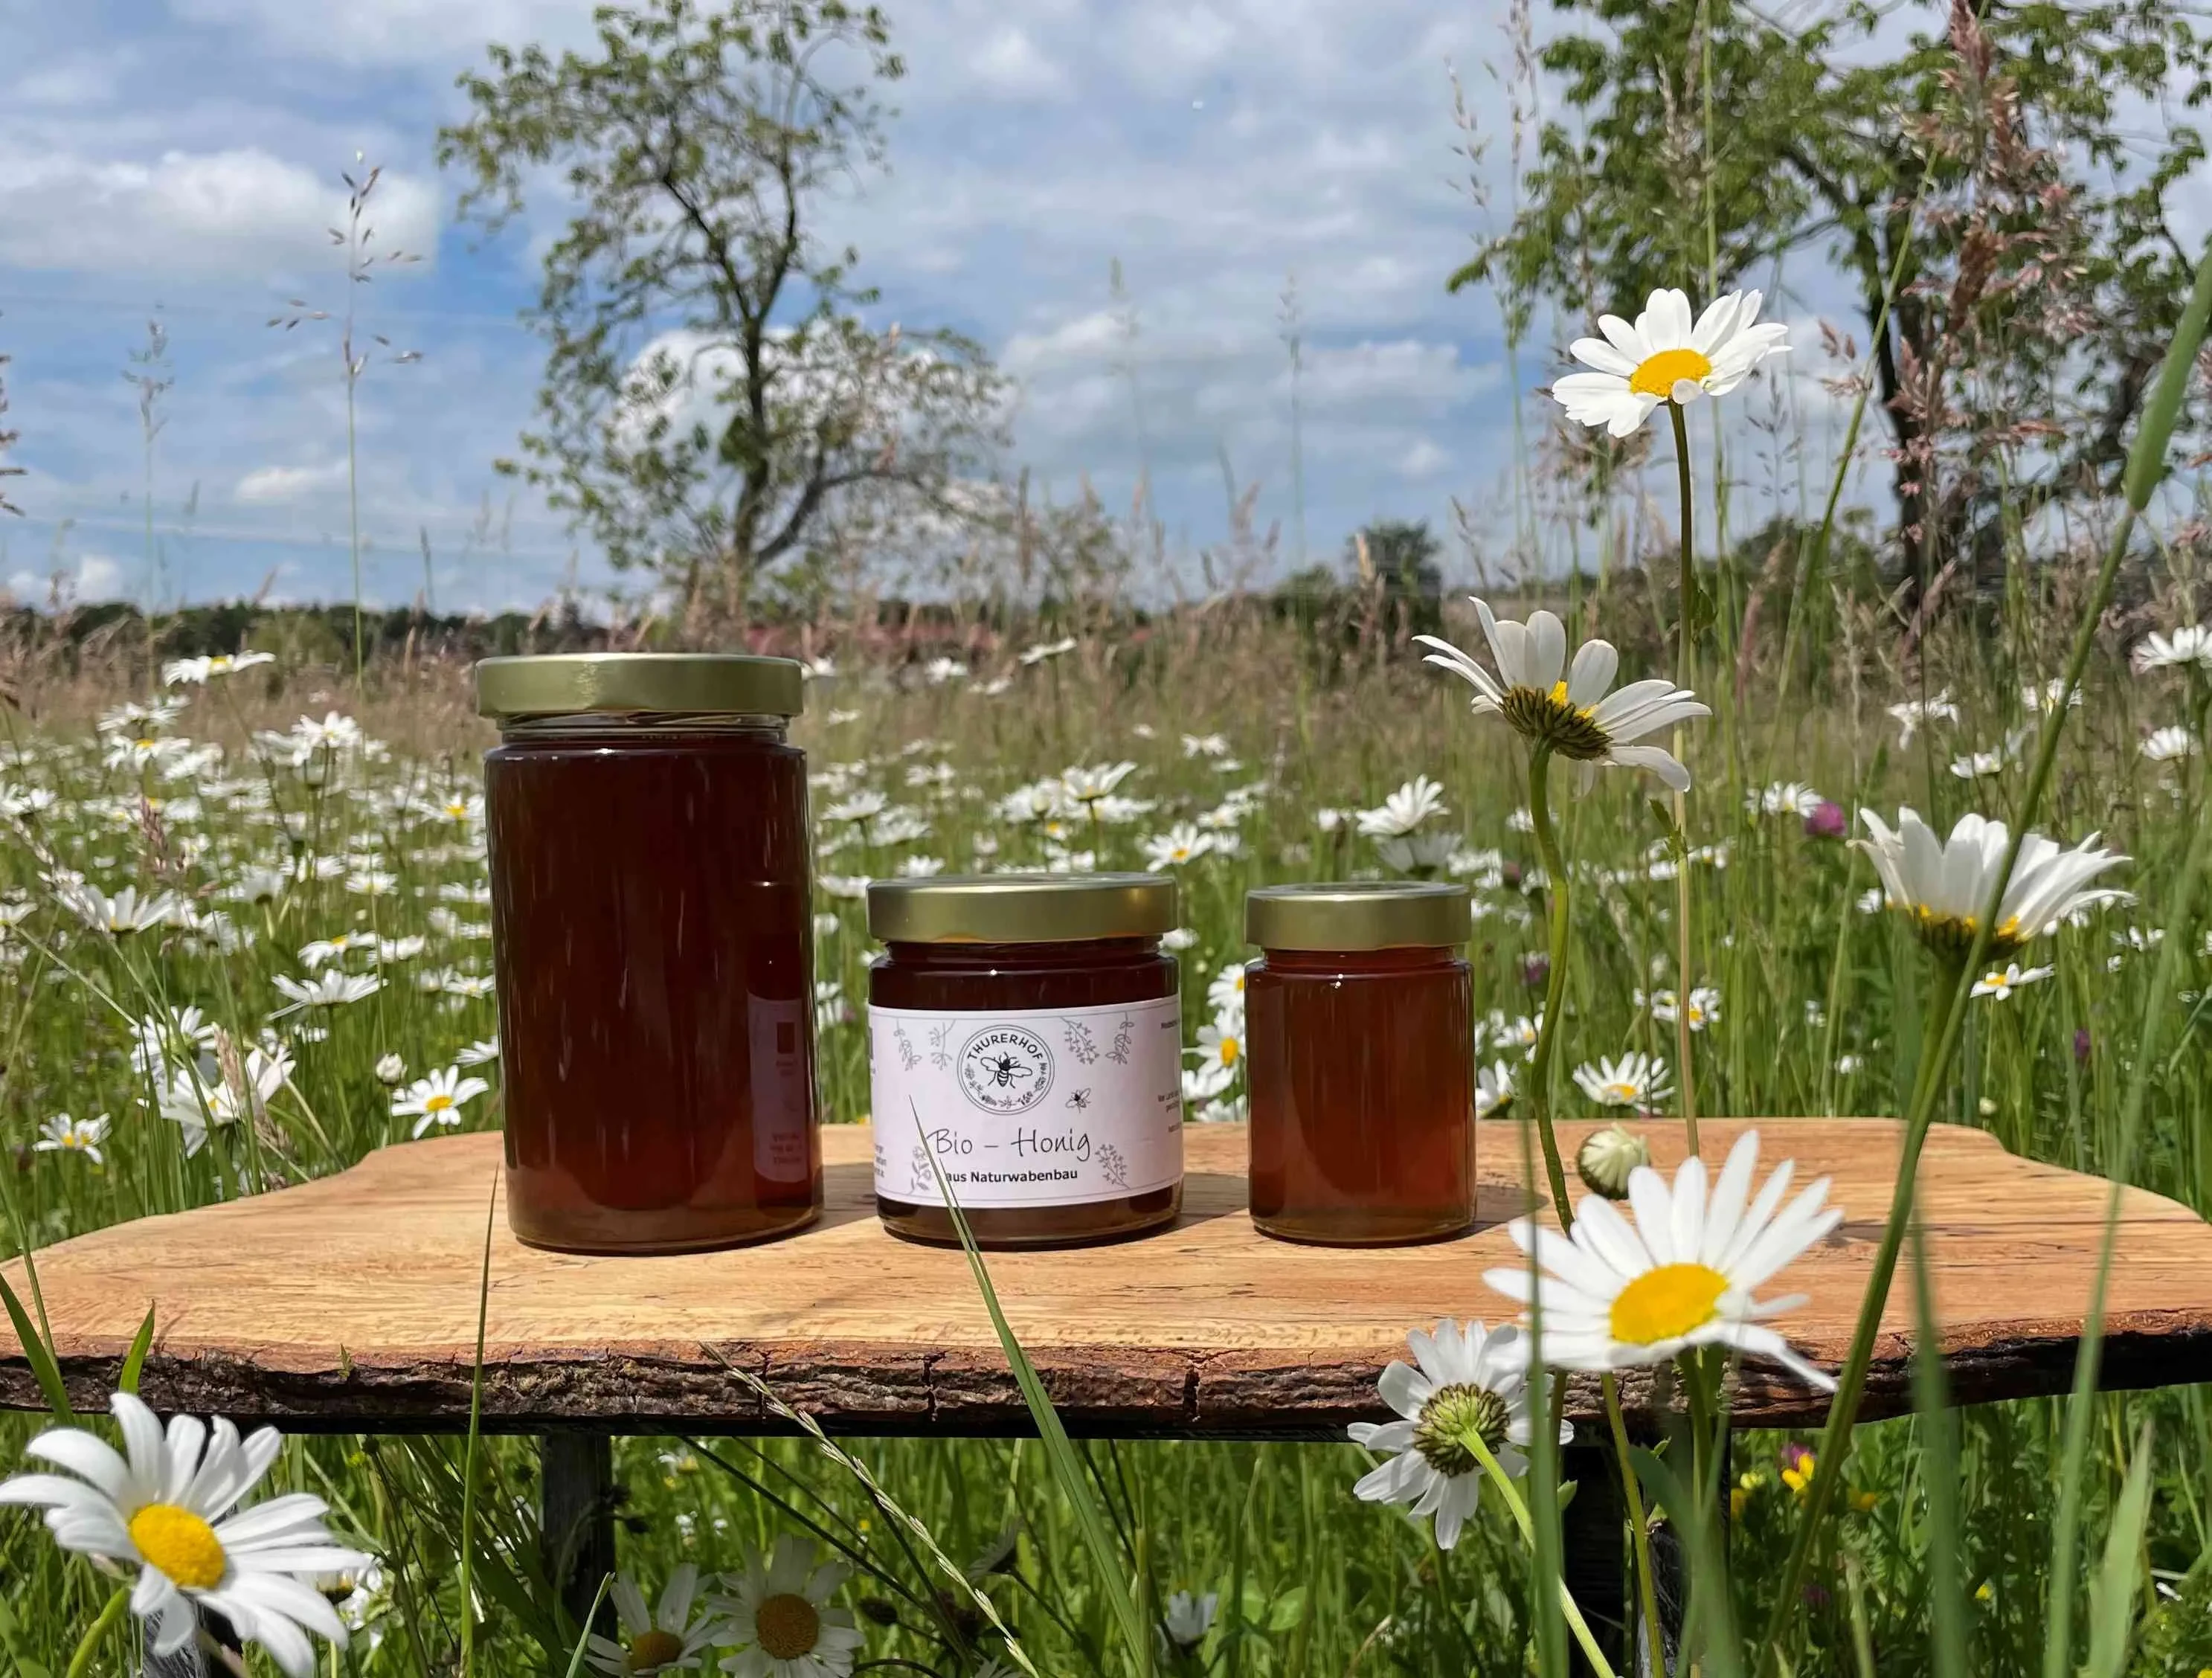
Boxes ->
[1759,229,2212,1674]
[1668,398,1703,1154]
[1523,744,1577,1230]
[62,1584,129,1678]
[1602,1374,1668,1678]
[1459,1427,1620,1678]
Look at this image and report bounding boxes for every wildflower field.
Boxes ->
[0,523,2208,1674]
[9,0,2212,1665]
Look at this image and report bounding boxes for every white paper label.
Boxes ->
[869,996,1184,1207]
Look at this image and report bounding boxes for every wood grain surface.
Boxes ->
[4,1119,2209,1436]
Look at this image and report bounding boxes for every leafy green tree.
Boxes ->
[1354,518,1446,640]
[1462,0,2210,593]
[438,0,1009,621]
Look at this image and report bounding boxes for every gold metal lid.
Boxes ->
[869,872,1177,944]
[1244,881,1470,951]
[475,654,804,720]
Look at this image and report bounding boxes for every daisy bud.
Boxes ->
[1575,1124,1650,1199]
[373,1052,405,1086]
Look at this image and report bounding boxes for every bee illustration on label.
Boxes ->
[957,1024,1055,1113]
[1065,1087,1093,1110]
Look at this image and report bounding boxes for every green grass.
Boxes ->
[0,601,2209,1674]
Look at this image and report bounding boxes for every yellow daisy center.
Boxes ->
[1627,347,1714,399]
[754,1592,822,1659]
[1609,1261,1729,1346]
[1601,1081,1640,1105]
[1501,684,1609,759]
[1218,1035,1240,1067]
[136,738,158,751]
[129,1502,227,1590]
[425,1093,454,1113]
[626,1629,686,1671]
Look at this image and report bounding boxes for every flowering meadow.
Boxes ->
[0,521,2203,1674]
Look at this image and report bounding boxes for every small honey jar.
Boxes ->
[867,873,1185,1248]
[1244,881,1475,1245]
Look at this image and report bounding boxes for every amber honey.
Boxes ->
[479,654,820,1253]
[1244,882,1474,1245]
[868,875,1183,1248]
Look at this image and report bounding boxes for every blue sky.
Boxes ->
[0,0,1839,613]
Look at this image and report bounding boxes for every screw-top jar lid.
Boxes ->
[475,654,805,721]
[869,872,1177,944]
[1244,881,1471,951]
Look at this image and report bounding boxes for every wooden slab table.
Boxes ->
[6,1118,2211,1648]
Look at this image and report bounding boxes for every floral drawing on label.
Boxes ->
[1107,1014,1136,1065]
[1061,1018,1100,1065]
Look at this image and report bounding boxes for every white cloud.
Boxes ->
[0,147,439,278]
[234,461,350,505]
[77,553,125,599]
[171,0,595,66]
[968,28,1070,98]
[7,553,127,605]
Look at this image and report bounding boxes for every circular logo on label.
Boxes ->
[957,1024,1055,1113]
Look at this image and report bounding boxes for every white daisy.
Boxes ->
[162,651,275,686]
[269,971,382,1018]
[455,1036,501,1067]
[1855,808,2129,959]
[160,1046,295,1156]
[1749,781,1824,817]
[299,930,379,969]
[1059,762,1137,804]
[1885,691,1961,747]
[1970,962,2054,1000]
[57,881,184,936]
[1645,986,1720,1032]
[1573,1052,1673,1111]
[1476,1059,1515,1119]
[1181,733,1229,759]
[1415,602,1710,791]
[710,1535,862,1678]
[103,733,192,772]
[33,1112,109,1164]
[1191,1019,1243,1081]
[2019,678,2080,713]
[1163,1589,1218,1650]
[1345,1319,1567,1550]
[1552,288,1790,437]
[1206,962,1247,1017]
[1017,636,1077,666]
[0,1392,368,1677]
[821,791,887,826]
[1484,1128,1842,1389]
[1142,823,1214,870]
[392,1065,492,1139]
[1375,832,1459,875]
[586,1566,717,1676]
[1356,775,1449,838]
[921,657,968,686]
[1949,750,2005,780]
[2134,625,2212,672]
[2142,726,2197,762]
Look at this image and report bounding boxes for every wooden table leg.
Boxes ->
[540,1433,618,1634]
[1561,1441,1627,1674]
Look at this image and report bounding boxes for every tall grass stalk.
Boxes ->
[1756,228,2212,1668]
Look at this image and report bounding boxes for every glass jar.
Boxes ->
[478,653,820,1253]
[1245,881,1474,1245]
[868,874,1183,1247]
